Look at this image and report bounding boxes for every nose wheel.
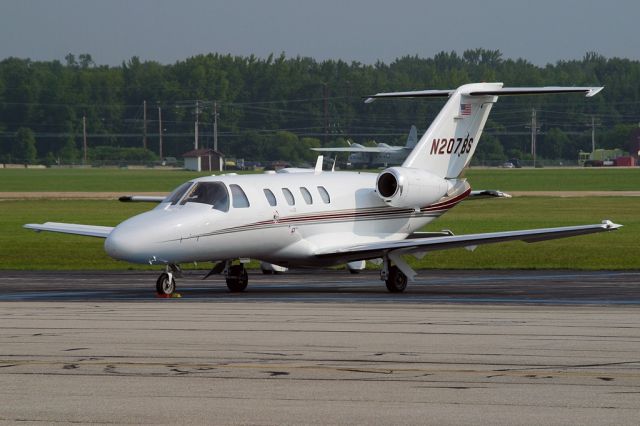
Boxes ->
[156,272,176,296]
[226,264,248,292]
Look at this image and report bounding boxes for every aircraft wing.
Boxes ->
[315,220,621,261]
[24,222,113,238]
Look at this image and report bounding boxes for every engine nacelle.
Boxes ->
[375,167,450,208]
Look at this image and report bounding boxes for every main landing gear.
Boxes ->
[384,265,408,292]
[380,255,411,293]
[225,263,248,292]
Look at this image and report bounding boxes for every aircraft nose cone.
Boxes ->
[105,225,146,263]
[104,212,166,263]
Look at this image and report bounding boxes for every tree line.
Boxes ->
[1,49,639,165]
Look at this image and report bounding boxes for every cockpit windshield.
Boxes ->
[180,181,229,212]
[164,182,193,205]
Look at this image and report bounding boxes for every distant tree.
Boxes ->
[473,134,505,164]
[78,53,94,69]
[11,127,37,164]
[64,53,77,68]
[88,146,158,164]
[58,136,79,164]
[540,128,569,160]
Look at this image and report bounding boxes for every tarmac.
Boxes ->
[1,270,639,425]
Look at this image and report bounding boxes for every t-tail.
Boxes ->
[366,83,603,179]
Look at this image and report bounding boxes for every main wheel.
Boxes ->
[385,265,407,293]
[226,265,248,292]
[156,272,176,296]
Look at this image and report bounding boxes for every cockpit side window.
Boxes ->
[180,181,229,212]
[165,182,193,205]
[230,184,250,208]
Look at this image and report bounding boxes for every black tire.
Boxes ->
[385,266,407,293]
[261,269,274,275]
[348,268,361,274]
[226,265,248,292]
[156,273,176,296]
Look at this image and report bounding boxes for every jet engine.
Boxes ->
[375,167,450,208]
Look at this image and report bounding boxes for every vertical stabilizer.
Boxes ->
[365,83,602,179]
[402,82,501,178]
[405,125,418,149]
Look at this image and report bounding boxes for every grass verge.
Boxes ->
[1,167,640,192]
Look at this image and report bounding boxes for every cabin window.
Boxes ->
[165,182,193,205]
[317,186,330,204]
[180,181,229,212]
[282,188,295,205]
[263,188,277,206]
[230,184,250,208]
[300,187,313,205]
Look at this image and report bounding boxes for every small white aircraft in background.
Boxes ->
[312,125,418,167]
[25,82,620,296]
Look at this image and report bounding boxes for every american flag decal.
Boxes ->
[460,103,472,116]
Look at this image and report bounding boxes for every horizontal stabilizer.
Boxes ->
[311,146,403,153]
[364,86,603,103]
[24,222,113,238]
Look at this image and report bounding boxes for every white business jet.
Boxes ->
[25,82,620,296]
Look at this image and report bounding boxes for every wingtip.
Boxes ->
[586,87,604,97]
[602,219,622,229]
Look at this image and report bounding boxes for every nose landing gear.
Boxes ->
[155,264,182,296]
[156,272,176,296]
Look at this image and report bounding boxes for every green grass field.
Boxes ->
[1,197,636,270]
[463,168,640,191]
[0,168,209,192]
[1,167,640,192]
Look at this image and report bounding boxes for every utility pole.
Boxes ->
[143,100,147,149]
[323,83,329,145]
[82,113,87,165]
[194,100,200,150]
[158,106,163,160]
[530,108,537,168]
[591,115,597,153]
[213,101,218,152]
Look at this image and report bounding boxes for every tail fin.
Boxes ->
[404,125,418,149]
[366,83,603,179]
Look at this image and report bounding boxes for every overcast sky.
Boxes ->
[1,0,638,66]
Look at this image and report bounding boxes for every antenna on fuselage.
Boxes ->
[314,155,324,174]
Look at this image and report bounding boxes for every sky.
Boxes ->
[1,0,639,66]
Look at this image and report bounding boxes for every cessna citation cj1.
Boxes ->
[25,83,621,296]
